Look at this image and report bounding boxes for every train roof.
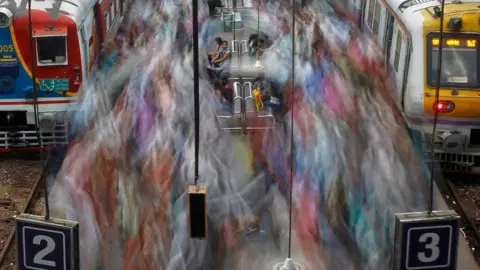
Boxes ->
[382,0,480,37]
[0,0,97,23]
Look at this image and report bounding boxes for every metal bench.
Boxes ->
[217,81,243,131]
[243,82,275,130]
[239,40,253,68]
[232,40,262,75]
[236,40,265,69]
[231,40,241,69]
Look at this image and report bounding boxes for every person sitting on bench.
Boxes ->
[251,39,265,59]
[208,41,231,80]
[248,34,260,54]
[208,37,224,65]
[215,73,233,103]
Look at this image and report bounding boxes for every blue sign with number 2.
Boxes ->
[401,220,459,270]
[17,221,72,270]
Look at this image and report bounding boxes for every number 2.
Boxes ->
[33,235,56,267]
[418,232,440,263]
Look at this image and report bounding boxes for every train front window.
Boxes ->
[36,36,67,66]
[427,33,479,88]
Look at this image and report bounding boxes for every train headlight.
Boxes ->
[39,113,56,132]
[433,101,455,113]
[0,8,13,28]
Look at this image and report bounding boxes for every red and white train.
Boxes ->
[0,0,127,150]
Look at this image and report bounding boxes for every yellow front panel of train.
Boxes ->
[422,5,480,118]
[424,90,480,118]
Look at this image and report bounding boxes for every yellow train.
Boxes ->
[345,0,480,172]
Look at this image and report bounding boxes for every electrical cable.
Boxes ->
[287,0,296,259]
[232,0,236,42]
[28,0,50,220]
[256,2,260,60]
[193,0,200,186]
[28,0,40,153]
[428,0,446,214]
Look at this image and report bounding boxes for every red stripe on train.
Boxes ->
[0,100,76,105]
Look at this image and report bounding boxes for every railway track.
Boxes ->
[444,174,480,265]
[0,150,64,269]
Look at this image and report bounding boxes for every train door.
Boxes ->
[116,0,120,14]
[105,2,111,32]
[356,0,365,28]
[80,9,99,73]
[80,24,89,77]
[383,13,394,66]
[122,0,127,15]
[364,0,373,32]
[365,0,382,43]
[389,24,409,108]
[109,0,115,26]
[375,4,387,48]
[92,6,101,55]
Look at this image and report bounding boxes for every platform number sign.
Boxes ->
[394,211,460,270]
[16,214,79,270]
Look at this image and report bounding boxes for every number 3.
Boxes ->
[418,232,440,263]
[33,235,56,267]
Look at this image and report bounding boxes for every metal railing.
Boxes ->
[217,81,243,131]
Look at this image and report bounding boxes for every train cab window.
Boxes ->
[36,36,67,66]
[427,33,479,88]
[393,30,402,72]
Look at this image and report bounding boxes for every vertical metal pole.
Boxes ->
[428,0,446,215]
[28,0,50,221]
[287,0,295,259]
[256,1,260,60]
[28,0,40,149]
[232,0,236,41]
[193,0,200,185]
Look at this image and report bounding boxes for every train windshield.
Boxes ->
[427,34,479,88]
[36,36,67,66]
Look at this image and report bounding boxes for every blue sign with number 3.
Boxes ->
[400,219,459,270]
